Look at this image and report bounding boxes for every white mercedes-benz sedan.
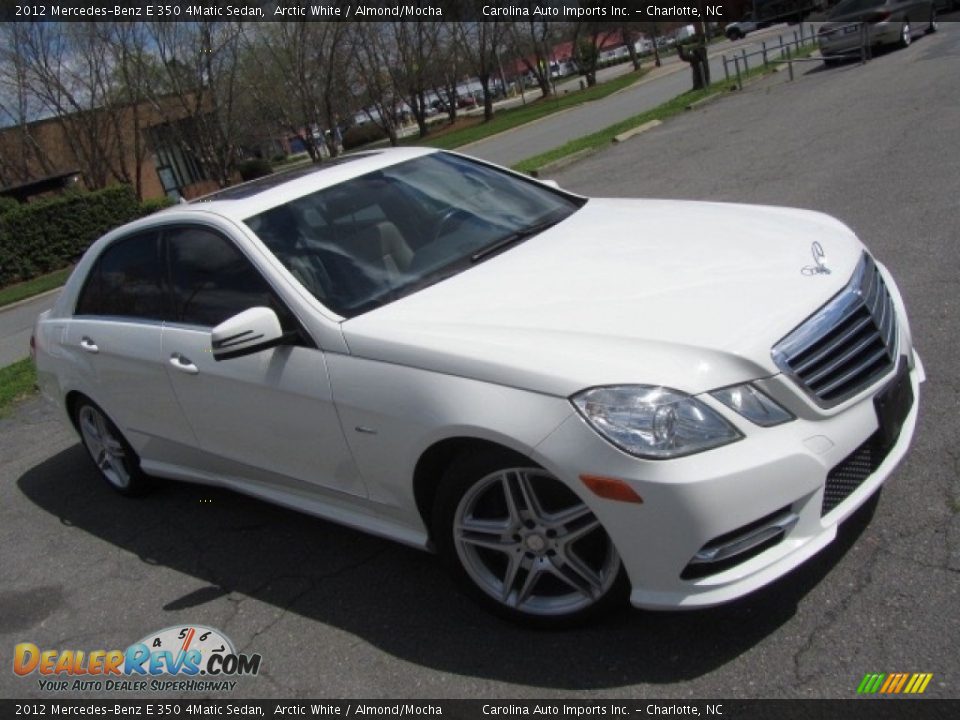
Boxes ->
[33,148,922,625]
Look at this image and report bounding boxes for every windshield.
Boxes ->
[244,153,583,318]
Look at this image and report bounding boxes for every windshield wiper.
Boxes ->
[470,218,561,263]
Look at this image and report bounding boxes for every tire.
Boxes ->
[74,397,152,497]
[899,22,912,48]
[432,447,627,627]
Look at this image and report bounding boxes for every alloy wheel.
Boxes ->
[78,405,131,490]
[453,467,620,617]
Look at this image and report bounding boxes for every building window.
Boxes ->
[147,120,209,199]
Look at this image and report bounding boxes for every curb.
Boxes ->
[613,119,662,143]
[0,286,63,313]
[685,93,726,111]
[530,148,601,177]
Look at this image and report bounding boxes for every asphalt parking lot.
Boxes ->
[2,23,958,700]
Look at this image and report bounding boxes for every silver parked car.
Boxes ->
[818,0,937,61]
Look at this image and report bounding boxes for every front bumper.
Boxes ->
[532,351,923,610]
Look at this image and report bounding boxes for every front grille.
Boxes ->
[822,432,887,516]
[773,254,898,407]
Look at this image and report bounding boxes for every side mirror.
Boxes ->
[540,179,560,190]
[211,307,285,361]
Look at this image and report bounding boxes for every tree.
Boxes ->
[386,18,441,139]
[507,18,558,99]
[452,5,506,122]
[143,20,246,188]
[16,22,130,191]
[242,22,350,162]
[643,22,664,68]
[0,23,54,187]
[347,23,402,146]
[102,22,154,199]
[619,22,645,72]
[572,22,620,88]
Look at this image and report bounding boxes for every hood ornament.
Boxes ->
[801,242,831,276]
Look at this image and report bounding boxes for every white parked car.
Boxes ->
[33,148,922,625]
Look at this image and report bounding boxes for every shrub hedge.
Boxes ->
[343,122,388,150]
[0,196,20,216]
[238,158,273,181]
[0,185,169,287]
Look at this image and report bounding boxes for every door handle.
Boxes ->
[169,353,199,375]
[79,337,99,354]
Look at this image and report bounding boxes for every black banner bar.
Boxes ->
[0,1,821,24]
[1,700,958,720]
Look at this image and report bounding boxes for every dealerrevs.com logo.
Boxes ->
[13,625,261,693]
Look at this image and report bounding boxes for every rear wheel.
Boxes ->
[75,399,151,496]
[433,448,626,627]
[899,22,912,47]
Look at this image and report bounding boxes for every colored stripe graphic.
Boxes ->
[858,672,933,694]
[892,673,909,693]
[858,673,884,694]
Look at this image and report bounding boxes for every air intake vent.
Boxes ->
[822,432,886,516]
[773,254,898,407]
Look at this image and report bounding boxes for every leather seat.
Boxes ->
[348,221,414,282]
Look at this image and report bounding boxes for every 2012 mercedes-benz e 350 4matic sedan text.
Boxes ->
[34,148,922,625]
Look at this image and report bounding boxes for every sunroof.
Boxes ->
[194,152,380,202]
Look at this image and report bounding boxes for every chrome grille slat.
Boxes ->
[881,292,897,350]
[792,314,873,375]
[804,334,883,387]
[784,295,863,359]
[814,347,887,397]
[870,278,884,319]
[772,253,899,407]
[864,265,882,315]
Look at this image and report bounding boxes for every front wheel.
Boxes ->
[75,398,151,496]
[433,448,626,627]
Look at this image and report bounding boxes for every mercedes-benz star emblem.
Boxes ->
[801,241,831,276]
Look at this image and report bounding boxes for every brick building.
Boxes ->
[0,97,222,204]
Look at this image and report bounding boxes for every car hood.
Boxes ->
[341,198,865,397]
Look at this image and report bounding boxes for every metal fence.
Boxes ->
[721,23,872,90]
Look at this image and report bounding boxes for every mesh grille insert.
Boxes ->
[822,433,886,516]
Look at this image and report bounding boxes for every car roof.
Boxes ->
[163,146,439,223]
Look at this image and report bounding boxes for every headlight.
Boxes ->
[710,384,794,427]
[571,385,742,459]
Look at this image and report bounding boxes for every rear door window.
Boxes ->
[75,232,165,320]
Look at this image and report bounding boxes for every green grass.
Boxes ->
[0,267,70,309]
[513,42,818,175]
[409,68,648,151]
[0,358,37,415]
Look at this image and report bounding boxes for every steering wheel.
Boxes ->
[432,207,473,243]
